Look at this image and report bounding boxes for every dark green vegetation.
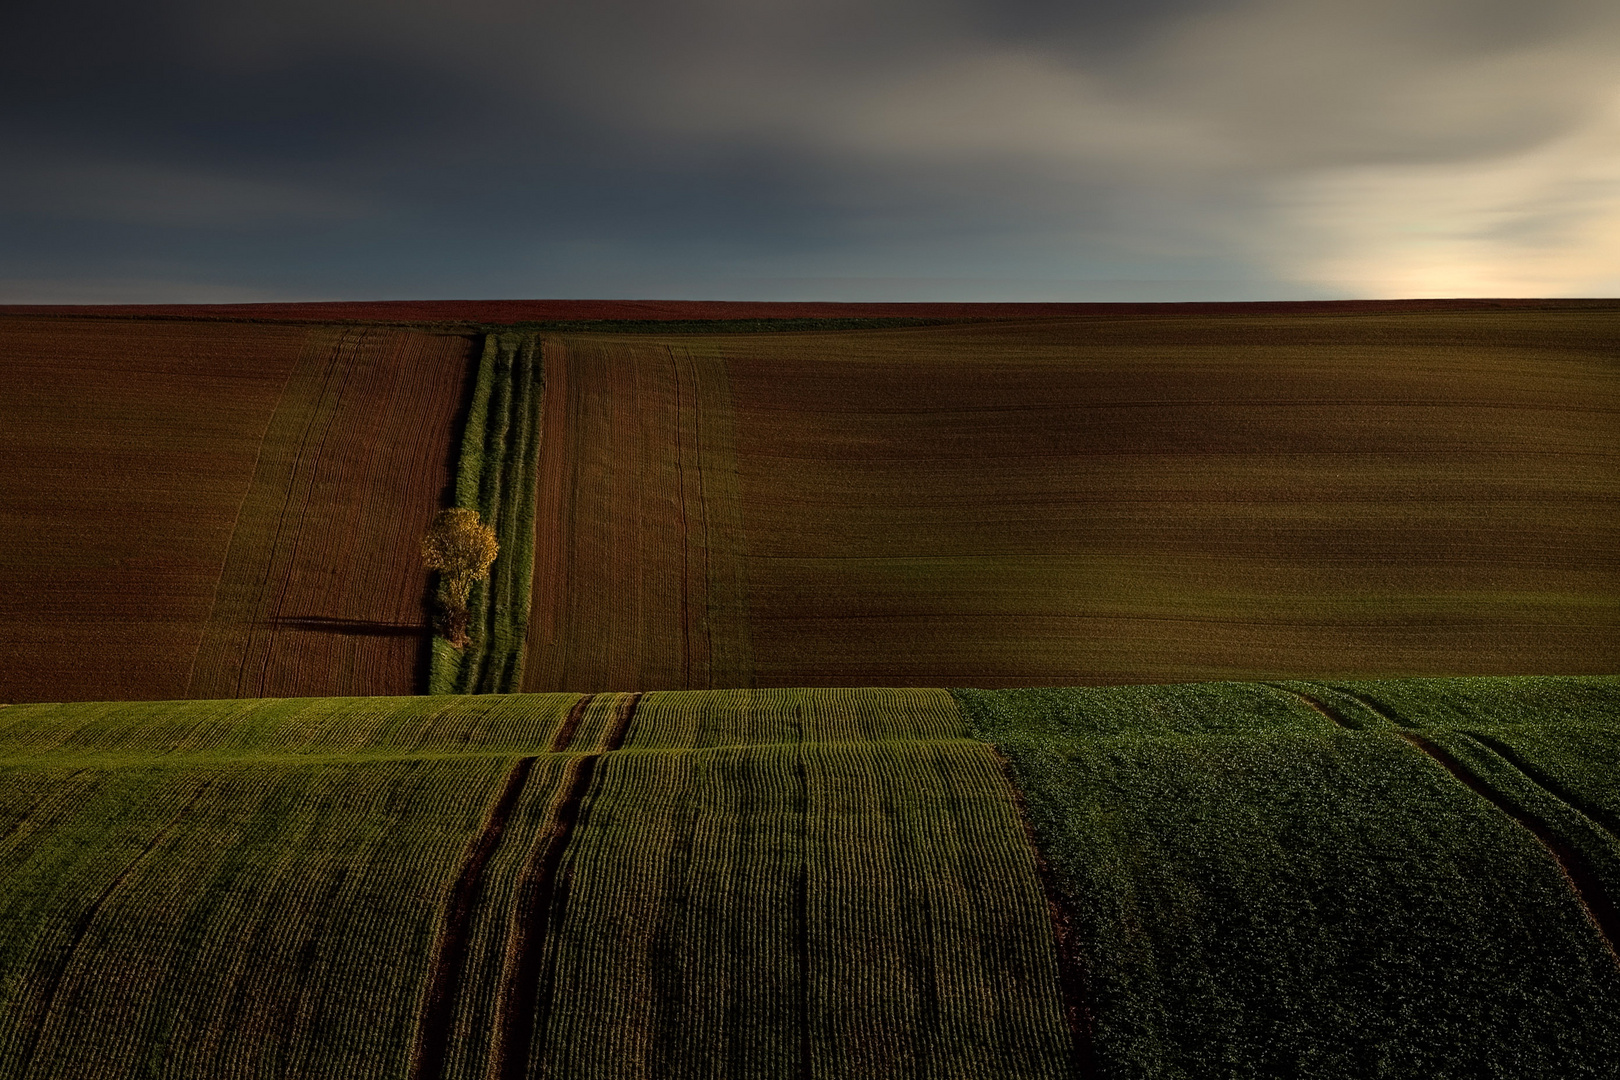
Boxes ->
[431,333,544,695]
[955,676,1620,1079]
[0,689,1070,1079]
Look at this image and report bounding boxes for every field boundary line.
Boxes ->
[1397,732,1620,967]
[411,755,539,1080]
[432,333,544,694]
[984,745,1095,1078]
[12,780,211,1077]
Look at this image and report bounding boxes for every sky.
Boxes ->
[3,0,1618,303]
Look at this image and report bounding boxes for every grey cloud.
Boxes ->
[3,156,379,229]
[3,0,1617,300]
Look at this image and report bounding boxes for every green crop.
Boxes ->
[0,690,1072,1079]
[956,677,1620,1080]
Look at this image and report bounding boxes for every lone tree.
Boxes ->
[422,507,499,648]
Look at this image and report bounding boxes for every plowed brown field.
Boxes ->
[185,327,473,698]
[0,317,309,702]
[523,309,1619,689]
[0,317,473,703]
[523,337,751,691]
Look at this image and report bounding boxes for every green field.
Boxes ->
[1,679,1616,1077]
[955,676,1620,1079]
[0,690,1070,1079]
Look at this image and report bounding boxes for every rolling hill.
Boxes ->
[0,299,1615,1078]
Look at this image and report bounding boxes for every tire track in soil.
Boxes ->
[668,347,694,689]
[1265,685,1358,730]
[1462,730,1620,841]
[1397,732,1620,967]
[13,780,212,1076]
[548,694,595,754]
[1328,688,1620,967]
[986,746,1096,1079]
[411,756,539,1080]
[240,329,363,696]
[223,328,353,696]
[793,747,813,1080]
[491,693,643,1080]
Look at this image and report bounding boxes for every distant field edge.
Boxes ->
[6,297,1620,327]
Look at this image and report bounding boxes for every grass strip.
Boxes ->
[431,334,544,694]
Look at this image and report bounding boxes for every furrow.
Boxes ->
[410,755,538,1080]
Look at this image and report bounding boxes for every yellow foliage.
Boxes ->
[423,507,498,617]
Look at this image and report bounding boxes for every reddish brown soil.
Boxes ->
[522,308,1618,689]
[186,327,473,698]
[0,317,309,702]
[4,298,1617,326]
[522,338,751,692]
[719,311,1619,685]
[0,317,472,703]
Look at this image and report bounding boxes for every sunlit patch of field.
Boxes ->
[568,309,1614,688]
[0,689,1070,1079]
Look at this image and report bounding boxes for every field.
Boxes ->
[955,675,1620,1079]
[0,316,474,704]
[523,309,1619,690]
[0,317,309,702]
[522,336,753,691]
[2,679,1616,1077]
[0,689,1070,1079]
[1,301,1616,1075]
[4,305,1614,701]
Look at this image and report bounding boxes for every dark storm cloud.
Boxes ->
[2,0,1617,300]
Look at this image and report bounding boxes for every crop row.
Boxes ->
[0,689,1070,1078]
[956,676,1620,1079]
[0,695,581,765]
[432,333,544,694]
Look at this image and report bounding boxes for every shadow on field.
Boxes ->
[266,616,430,638]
